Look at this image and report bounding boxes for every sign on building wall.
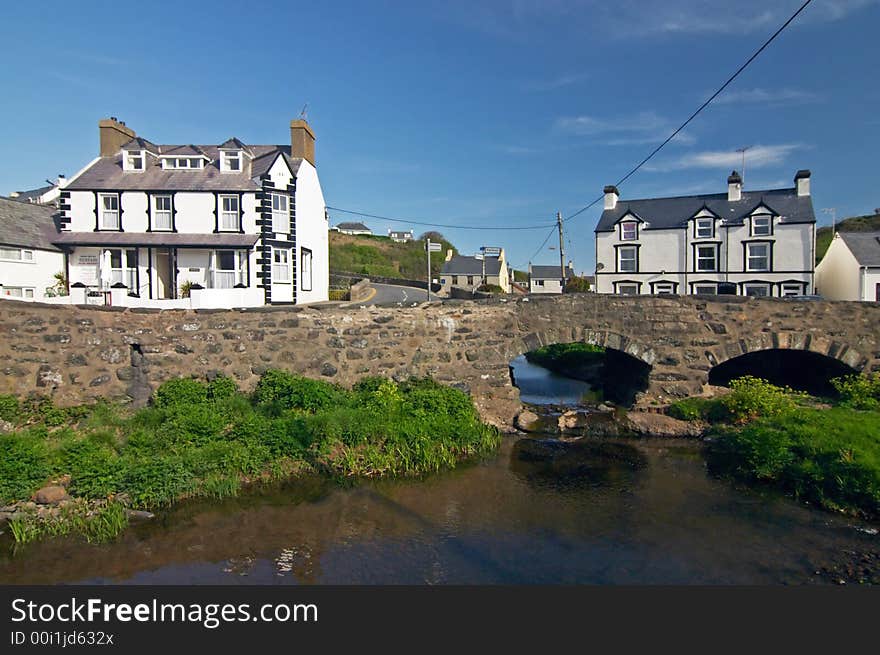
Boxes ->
[77,255,98,265]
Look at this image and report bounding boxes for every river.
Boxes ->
[0,361,877,584]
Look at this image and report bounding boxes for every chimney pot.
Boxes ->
[795,169,811,197]
[727,170,742,202]
[290,119,316,166]
[603,185,619,210]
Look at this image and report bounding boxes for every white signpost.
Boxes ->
[426,239,442,301]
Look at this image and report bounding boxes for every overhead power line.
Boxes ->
[328,0,813,233]
[563,0,814,224]
[326,205,556,231]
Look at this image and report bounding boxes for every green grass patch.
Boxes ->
[0,372,499,545]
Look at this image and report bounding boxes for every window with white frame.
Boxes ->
[219,195,240,231]
[125,150,144,171]
[751,214,772,236]
[617,246,638,272]
[2,287,34,299]
[617,283,639,295]
[693,283,717,295]
[153,195,172,230]
[210,250,247,289]
[535,280,545,287]
[99,194,119,229]
[653,282,675,295]
[744,283,770,297]
[221,151,242,172]
[161,157,204,170]
[620,222,637,241]
[271,193,289,233]
[0,248,34,262]
[696,244,718,272]
[746,242,770,271]
[781,283,803,297]
[109,249,137,290]
[467,276,474,286]
[695,217,714,238]
[272,247,291,283]
[301,248,313,291]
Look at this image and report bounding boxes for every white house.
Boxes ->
[816,231,880,301]
[529,263,574,294]
[439,247,511,295]
[51,117,328,308]
[388,229,414,243]
[594,170,816,297]
[335,222,372,236]
[0,197,66,301]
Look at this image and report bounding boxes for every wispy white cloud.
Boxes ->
[555,111,696,146]
[645,143,803,172]
[524,72,591,92]
[713,87,821,106]
[436,0,879,39]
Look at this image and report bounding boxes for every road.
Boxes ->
[354,282,432,306]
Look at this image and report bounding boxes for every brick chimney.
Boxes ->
[290,119,315,166]
[99,117,136,157]
[727,170,742,202]
[603,185,619,210]
[795,169,811,197]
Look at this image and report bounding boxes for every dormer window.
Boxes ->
[751,214,772,236]
[695,217,714,239]
[124,150,145,171]
[161,157,205,170]
[620,222,637,241]
[221,150,242,172]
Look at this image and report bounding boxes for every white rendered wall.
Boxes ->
[293,160,329,304]
[0,249,65,300]
[816,237,861,300]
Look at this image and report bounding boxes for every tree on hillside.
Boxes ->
[419,231,446,242]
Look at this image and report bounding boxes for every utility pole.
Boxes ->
[557,212,567,286]
[426,238,432,302]
[823,207,837,233]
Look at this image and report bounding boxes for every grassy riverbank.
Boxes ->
[525,343,605,383]
[669,374,880,519]
[0,372,500,544]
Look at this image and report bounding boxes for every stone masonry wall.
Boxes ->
[1,295,878,429]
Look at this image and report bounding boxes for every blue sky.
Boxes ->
[2,0,878,273]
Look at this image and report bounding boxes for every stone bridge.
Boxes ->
[1,295,878,428]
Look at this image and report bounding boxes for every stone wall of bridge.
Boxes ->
[1,295,878,429]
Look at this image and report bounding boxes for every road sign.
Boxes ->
[481,246,502,256]
[427,242,442,252]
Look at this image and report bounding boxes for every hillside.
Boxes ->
[329,231,458,279]
[816,213,880,263]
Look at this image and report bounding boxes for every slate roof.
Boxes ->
[336,222,371,231]
[530,265,574,279]
[121,137,160,154]
[596,187,815,232]
[9,185,54,204]
[441,255,503,276]
[0,196,62,251]
[51,232,259,248]
[839,232,880,267]
[66,145,302,192]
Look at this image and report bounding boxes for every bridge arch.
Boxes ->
[703,332,866,396]
[516,329,657,367]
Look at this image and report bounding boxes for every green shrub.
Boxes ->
[152,378,208,408]
[718,376,805,424]
[667,397,715,421]
[476,284,504,294]
[122,456,196,508]
[563,275,593,293]
[254,370,344,413]
[57,438,124,499]
[207,375,238,401]
[0,394,21,423]
[0,434,51,504]
[832,373,880,410]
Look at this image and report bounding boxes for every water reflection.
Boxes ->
[1,438,878,585]
[509,355,594,405]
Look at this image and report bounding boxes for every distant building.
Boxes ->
[439,247,511,295]
[595,170,816,297]
[388,229,414,243]
[816,231,880,301]
[335,222,372,236]
[529,263,575,294]
[0,197,65,301]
